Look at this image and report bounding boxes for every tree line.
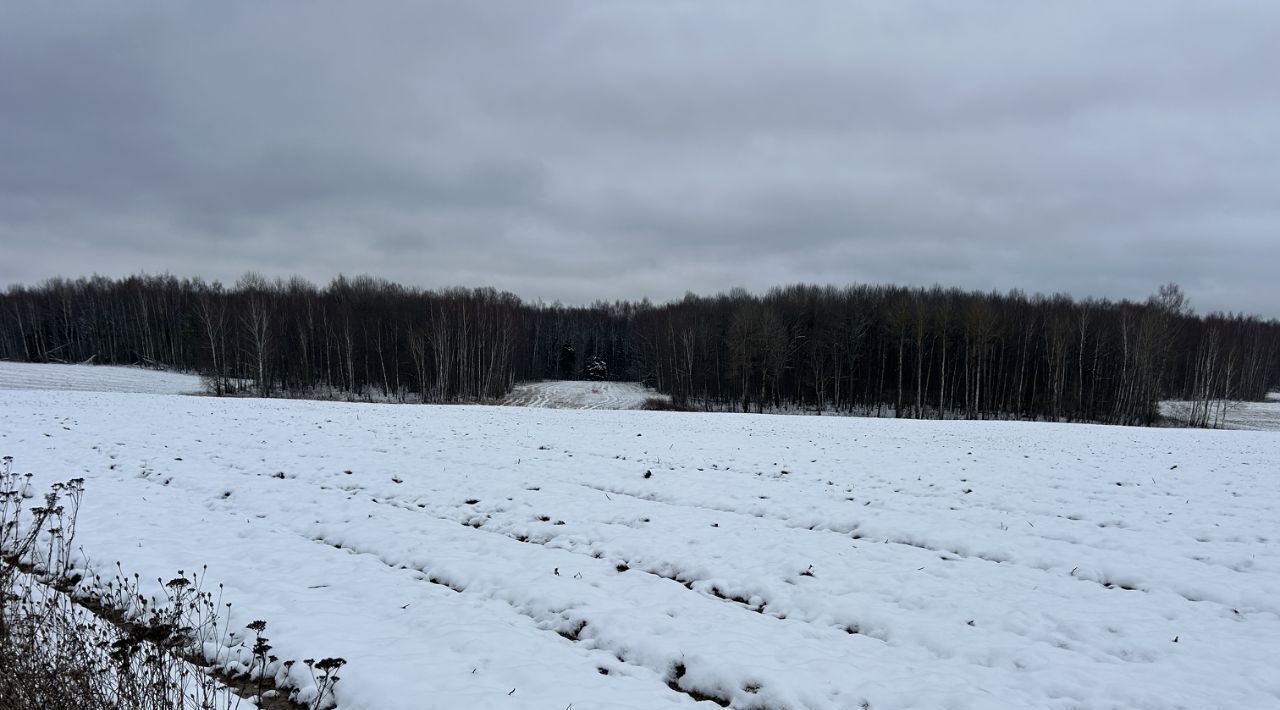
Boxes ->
[1,274,1276,425]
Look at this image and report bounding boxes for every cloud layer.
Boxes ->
[3,1,1278,315]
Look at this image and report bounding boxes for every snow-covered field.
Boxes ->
[0,361,202,394]
[3,388,1278,710]
[1161,393,1280,431]
[501,380,663,410]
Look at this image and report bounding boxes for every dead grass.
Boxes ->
[0,456,342,710]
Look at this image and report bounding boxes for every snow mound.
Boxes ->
[0,362,202,395]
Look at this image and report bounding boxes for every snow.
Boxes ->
[501,380,665,410]
[1161,393,1280,431]
[2,389,1279,709]
[0,361,203,395]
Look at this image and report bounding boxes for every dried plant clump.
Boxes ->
[0,456,343,710]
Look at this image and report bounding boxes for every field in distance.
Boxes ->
[2,374,1277,709]
[500,380,666,410]
[0,360,203,394]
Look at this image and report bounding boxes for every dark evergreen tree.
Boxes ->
[586,356,608,381]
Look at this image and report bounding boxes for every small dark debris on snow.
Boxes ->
[557,620,589,641]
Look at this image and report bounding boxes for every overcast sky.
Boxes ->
[2,2,1278,316]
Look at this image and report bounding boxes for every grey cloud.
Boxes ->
[2,0,1278,317]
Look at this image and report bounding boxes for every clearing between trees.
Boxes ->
[500,381,664,410]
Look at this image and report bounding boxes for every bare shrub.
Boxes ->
[0,456,343,709]
[641,398,699,412]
